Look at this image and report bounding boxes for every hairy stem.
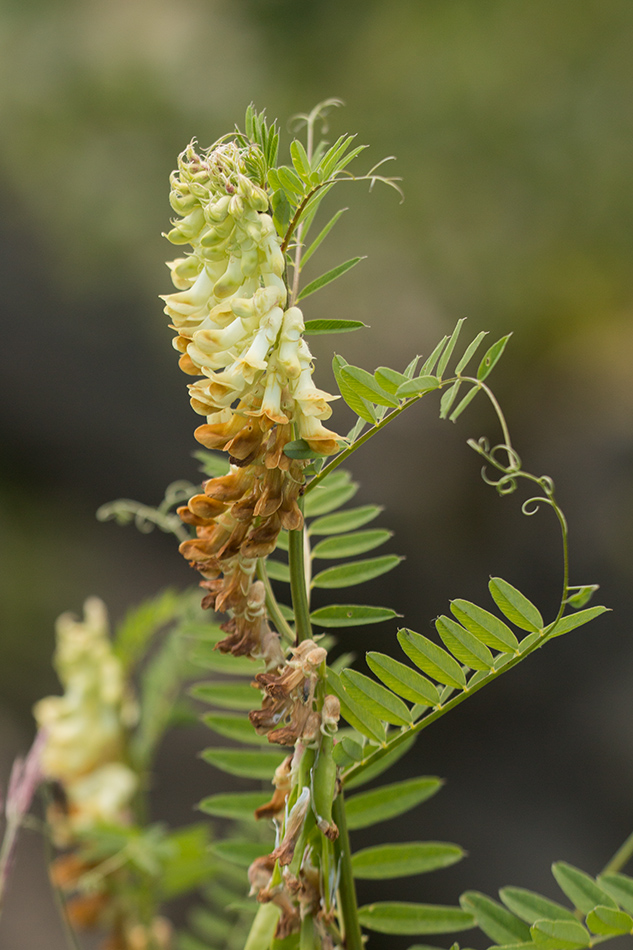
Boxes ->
[288,498,312,643]
[257,559,295,644]
[333,791,363,950]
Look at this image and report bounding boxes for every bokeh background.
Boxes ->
[2,1,633,947]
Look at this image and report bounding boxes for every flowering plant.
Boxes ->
[3,101,631,950]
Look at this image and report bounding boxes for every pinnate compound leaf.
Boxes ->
[198,791,269,821]
[311,529,392,559]
[375,366,408,394]
[352,842,464,879]
[340,365,400,407]
[455,330,489,374]
[499,888,577,925]
[546,607,609,637]
[327,668,386,743]
[344,734,417,789]
[435,616,494,670]
[311,605,399,628]
[357,902,474,935]
[398,629,467,689]
[366,652,441,706]
[298,257,364,302]
[189,681,258,710]
[309,504,383,535]
[597,873,633,915]
[460,892,531,945]
[450,599,519,652]
[396,376,440,398]
[477,334,512,381]
[530,920,591,950]
[201,748,286,780]
[437,318,466,378]
[333,353,377,424]
[551,863,617,914]
[585,906,633,935]
[489,578,544,633]
[341,669,412,726]
[312,555,403,589]
[345,776,442,830]
[304,319,367,335]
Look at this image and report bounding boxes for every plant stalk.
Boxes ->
[333,791,363,950]
[288,497,312,644]
[601,830,633,876]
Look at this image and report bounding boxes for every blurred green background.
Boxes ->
[2,1,633,947]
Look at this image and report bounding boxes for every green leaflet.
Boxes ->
[210,840,272,869]
[308,504,384,535]
[202,713,270,746]
[312,555,403,589]
[585,906,633,935]
[326,668,386,743]
[455,330,488,374]
[201,748,286,780]
[437,318,466,377]
[477,333,512,381]
[303,478,359,517]
[290,139,312,181]
[398,629,467,689]
[551,863,618,914]
[333,354,377,424]
[193,449,231,477]
[460,892,532,945]
[303,319,367,334]
[198,791,269,821]
[264,559,291,583]
[366,652,441,706]
[341,668,413,726]
[375,366,408,394]
[396,375,440,398]
[189,682,260,710]
[435,615,494,670]
[597,873,633,915]
[530,919,591,950]
[340,364,400,408]
[546,606,609,637]
[190,642,263,676]
[440,380,462,419]
[344,734,417,789]
[301,207,347,267]
[419,338,446,376]
[449,384,480,422]
[357,902,474,935]
[311,529,393,559]
[131,630,190,768]
[352,842,464,879]
[297,256,365,302]
[345,776,443,830]
[310,604,399,627]
[450,599,519,652]
[499,887,578,924]
[489,577,544,632]
[159,824,217,899]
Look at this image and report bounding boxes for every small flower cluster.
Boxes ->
[33,598,137,844]
[32,599,154,947]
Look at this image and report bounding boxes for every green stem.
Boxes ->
[600,830,633,876]
[333,792,363,950]
[288,497,312,644]
[257,559,295,644]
